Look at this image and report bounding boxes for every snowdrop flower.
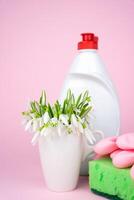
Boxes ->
[30,117,43,132]
[59,114,69,126]
[40,127,46,136]
[42,112,50,124]
[22,118,28,126]
[77,116,83,124]
[66,124,73,134]
[22,114,32,125]
[42,128,50,137]
[41,91,46,106]
[42,127,54,137]
[77,121,84,134]
[38,118,44,127]
[70,123,76,135]
[29,113,35,119]
[51,117,58,123]
[31,132,40,145]
[25,119,33,131]
[71,114,78,128]
[32,119,39,132]
[57,123,62,136]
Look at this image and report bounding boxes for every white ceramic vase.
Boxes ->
[39,127,83,192]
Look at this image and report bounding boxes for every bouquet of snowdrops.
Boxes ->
[22,89,95,144]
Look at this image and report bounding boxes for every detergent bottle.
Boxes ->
[60,33,120,175]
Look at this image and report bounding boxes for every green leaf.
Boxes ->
[30,101,36,112]
[76,93,82,107]
[22,111,29,116]
[79,106,92,118]
[85,96,91,102]
[40,91,46,106]
[82,90,89,100]
[39,95,42,105]
[77,100,86,109]
[66,89,72,101]
[47,103,54,118]
[54,102,60,119]
[62,99,67,114]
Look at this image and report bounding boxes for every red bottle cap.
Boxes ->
[78,33,98,50]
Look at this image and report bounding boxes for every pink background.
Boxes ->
[1,0,134,199]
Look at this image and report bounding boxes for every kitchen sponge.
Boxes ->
[89,157,134,200]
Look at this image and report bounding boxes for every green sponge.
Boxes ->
[89,157,134,200]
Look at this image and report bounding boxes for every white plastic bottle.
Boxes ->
[60,33,120,175]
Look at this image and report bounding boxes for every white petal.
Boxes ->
[25,120,33,131]
[42,91,46,105]
[32,120,38,132]
[22,119,27,126]
[71,114,78,127]
[43,132,48,137]
[59,114,69,125]
[43,128,50,136]
[51,117,58,123]
[77,116,83,123]
[43,112,50,123]
[29,113,35,118]
[38,118,44,127]
[40,127,46,136]
[31,132,39,145]
[78,122,84,133]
